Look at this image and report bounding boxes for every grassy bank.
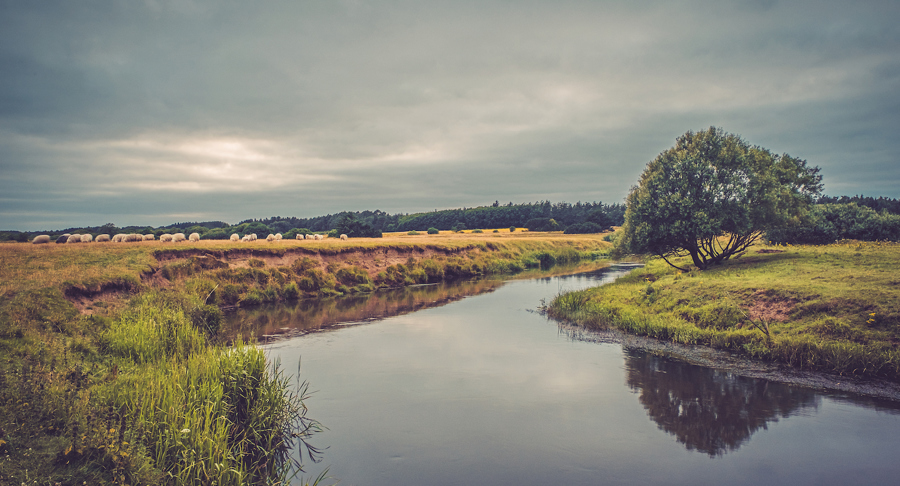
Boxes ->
[548,240,900,380]
[0,232,611,484]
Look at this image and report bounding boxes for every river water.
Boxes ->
[227,264,900,485]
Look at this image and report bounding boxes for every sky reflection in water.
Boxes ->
[236,266,900,486]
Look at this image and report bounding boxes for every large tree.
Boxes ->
[619,127,822,271]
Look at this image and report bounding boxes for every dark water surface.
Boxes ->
[237,265,900,485]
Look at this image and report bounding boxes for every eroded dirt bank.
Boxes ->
[68,244,490,313]
[151,244,475,278]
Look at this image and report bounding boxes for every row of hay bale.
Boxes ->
[32,232,201,244]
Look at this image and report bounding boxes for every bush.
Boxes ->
[283,282,300,301]
[408,231,420,235]
[525,218,561,232]
[472,229,483,233]
[427,227,440,235]
[509,226,516,232]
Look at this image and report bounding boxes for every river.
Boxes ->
[226,264,900,485]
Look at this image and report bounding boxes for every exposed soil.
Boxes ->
[151,245,474,279]
[745,289,797,322]
[63,279,139,315]
[66,245,482,313]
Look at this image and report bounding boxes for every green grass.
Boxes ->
[549,240,900,379]
[0,234,612,484]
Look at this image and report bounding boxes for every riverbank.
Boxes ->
[0,232,611,484]
[548,240,900,382]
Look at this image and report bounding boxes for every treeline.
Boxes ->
[816,195,900,215]
[1,201,628,241]
[767,202,900,244]
[396,201,625,232]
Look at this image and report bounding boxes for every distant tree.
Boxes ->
[619,127,822,271]
[585,209,612,228]
[243,222,271,236]
[427,227,439,235]
[525,217,561,232]
[334,213,382,238]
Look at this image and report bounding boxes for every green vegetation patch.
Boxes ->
[549,241,900,380]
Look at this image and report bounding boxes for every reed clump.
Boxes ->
[548,241,900,380]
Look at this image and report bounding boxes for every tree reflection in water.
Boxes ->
[624,348,820,456]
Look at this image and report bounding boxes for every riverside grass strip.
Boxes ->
[0,232,612,485]
[548,240,900,380]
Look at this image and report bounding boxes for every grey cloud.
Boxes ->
[1,0,899,230]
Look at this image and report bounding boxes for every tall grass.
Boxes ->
[92,291,322,485]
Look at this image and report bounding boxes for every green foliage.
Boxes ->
[242,222,271,237]
[427,227,440,235]
[509,226,516,232]
[334,213,382,238]
[283,282,300,300]
[564,222,604,234]
[619,127,822,270]
[396,201,625,232]
[407,231,420,235]
[334,266,371,287]
[767,203,900,244]
[525,217,561,232]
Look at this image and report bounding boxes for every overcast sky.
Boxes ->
[2,0,898,230]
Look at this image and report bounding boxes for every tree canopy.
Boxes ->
[619,127,822,271]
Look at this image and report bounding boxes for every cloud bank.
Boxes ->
[2,0,898,230]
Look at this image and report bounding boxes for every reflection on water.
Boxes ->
[231,265,900,485]
[222,278,504,342]
[624,349,820,456]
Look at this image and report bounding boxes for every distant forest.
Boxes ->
[2,196,899,242]
[0,200,625,241]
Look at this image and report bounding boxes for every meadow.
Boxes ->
[549,240,900,380]
[0,230,612,485]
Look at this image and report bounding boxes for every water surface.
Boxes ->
[241,265,900,485]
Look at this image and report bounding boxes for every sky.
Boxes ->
[1,0,899,231]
